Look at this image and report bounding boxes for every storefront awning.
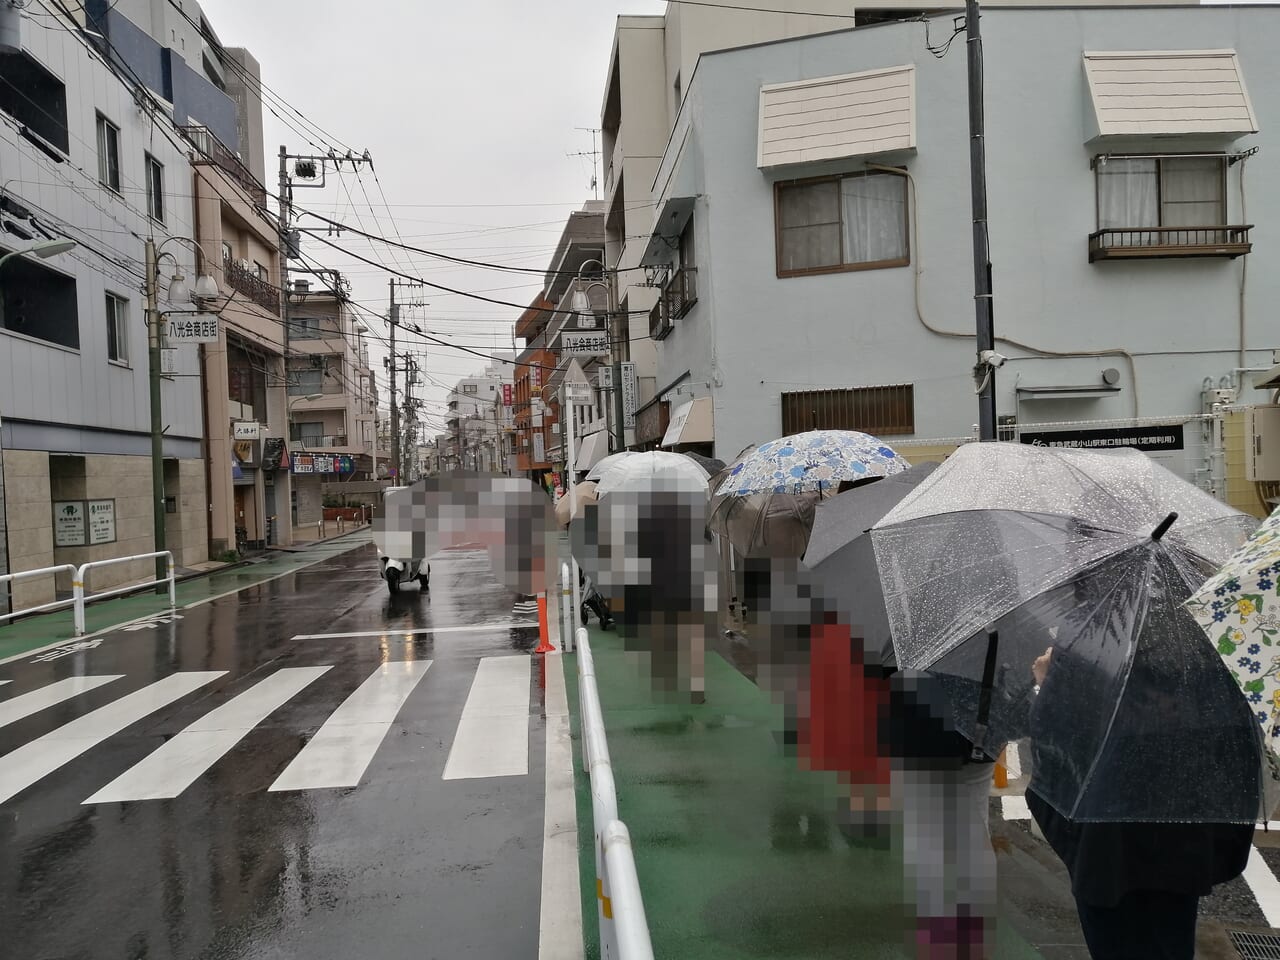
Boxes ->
[661,397,713,448]
[574,430,609,473]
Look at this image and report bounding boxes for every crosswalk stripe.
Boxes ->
[443,656,531,780]
[0,672,225,804]
[269,660,433,792]
[1243,846,1280,927]
[84,667,331,804]
[0,676,124,729]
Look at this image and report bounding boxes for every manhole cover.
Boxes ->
[1231,930,1280,960]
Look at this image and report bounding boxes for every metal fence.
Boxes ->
[577,625,655,960]
[0,552,175,637]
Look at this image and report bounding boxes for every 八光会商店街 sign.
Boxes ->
[163,315,220,343]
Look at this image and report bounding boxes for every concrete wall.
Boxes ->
[653,6,1280,469]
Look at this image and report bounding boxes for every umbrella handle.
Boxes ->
[971,629,1000,762]
[1151,512,1178,542]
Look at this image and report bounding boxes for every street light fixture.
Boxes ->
[287,393,324,450]
[0,238,78,271]
[145,236,221,586]
[573,258,625,455]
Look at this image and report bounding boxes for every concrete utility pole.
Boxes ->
[965,0,998,441]
[144,239,166,587]
[388,286,400,484]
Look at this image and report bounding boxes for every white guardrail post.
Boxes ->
[576,626,654,960]
[74,551,176,637]
[561,562,574,654]
[0,564,79,627]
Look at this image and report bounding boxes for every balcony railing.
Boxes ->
[225,257,283,315]
[179,125,268,206]
[649,297,671,341]
[665,266,697,320]
[292,435,348,448]
[1089,225,1253,262]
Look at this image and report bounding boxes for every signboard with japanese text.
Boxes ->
[597,365,614,389]
[561,331,609,357]
[533,432,545,463]
[161,348,178,374]
[233,421,260,440]
[163,314,220,343]
[564,381,592,405]
[1019,424,1185,453]
[290,454,354,475]
[532,365,542,389]
[54,501,85,547]
[502,384,513,406]
[87,499,116,545]
[622,362,637,429]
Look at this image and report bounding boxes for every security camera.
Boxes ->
[979,349,1007,369]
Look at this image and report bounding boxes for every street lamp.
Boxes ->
[0,238,78,270]
[287,393,324,450]
[145,237,220,586]
[571,258,625,454]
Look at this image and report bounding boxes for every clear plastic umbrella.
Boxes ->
[871,442,1263,822]
[586,451,636,483]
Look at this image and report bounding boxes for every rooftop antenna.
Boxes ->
[568,127,602,199]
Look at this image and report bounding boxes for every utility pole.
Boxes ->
[144,239,166,587]
[389,280,400,485]
[966,0,997,441]
[610,272,626,454]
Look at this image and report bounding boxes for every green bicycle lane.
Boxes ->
[562,626,1045,960]
[0,532,371,663]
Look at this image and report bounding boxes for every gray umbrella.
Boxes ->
[802,462,940,567]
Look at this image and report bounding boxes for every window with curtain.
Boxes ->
[775,171,908,276]
[96,113,120,192]
[1097,155,1227,236]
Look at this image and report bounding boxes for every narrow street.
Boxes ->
[0,542,558,960]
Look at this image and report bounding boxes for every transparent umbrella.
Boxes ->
[870,442,1263,822]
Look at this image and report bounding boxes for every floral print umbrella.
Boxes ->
[713,430,908,497]
[1188,505,1280,746]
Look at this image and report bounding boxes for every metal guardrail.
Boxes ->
[0,564,78,624]
[73,552,176,636]
[1,552,176,636]
[577,625,655,960]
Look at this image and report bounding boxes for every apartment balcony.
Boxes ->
[179,125,268,206]
[1088,225,1252,263]
[650,266,697,341]
[224,257,283,315]
[292,435,348,449]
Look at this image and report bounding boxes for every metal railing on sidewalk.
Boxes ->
[73,552,175,636]
[1,552,176,637]
[576,625,655,960]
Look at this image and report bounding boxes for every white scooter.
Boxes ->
[379,553,430,596]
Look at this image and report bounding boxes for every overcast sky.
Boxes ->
[200,0,667,440]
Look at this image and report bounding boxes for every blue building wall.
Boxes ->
[85,0,239,151]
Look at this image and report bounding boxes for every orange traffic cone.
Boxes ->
[993,746,1009,788]
[534,592,555,654]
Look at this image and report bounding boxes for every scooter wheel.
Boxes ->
[386,570,401,596]
[580,607,590,627]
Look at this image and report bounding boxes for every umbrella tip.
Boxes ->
[1151,512,1179,542]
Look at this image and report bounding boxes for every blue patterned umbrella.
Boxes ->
[713,430,909,497]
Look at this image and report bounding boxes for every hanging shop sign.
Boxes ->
[532,432,546,463]
[502,384,513,406]
[291,453,355,475]
[532,365,542,390]
[163,314,220,343]
[561,331,609,357]
[622,362,638,430]
[233,421,260,441]
[261,437,286,473]
[1019,424,1185,453]
[233,439,259,468]
[161,348,178,374]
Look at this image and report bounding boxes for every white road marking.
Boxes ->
[443,656,531,780]
[268,660,433,792]
[0,672,225,804]
[1001,795,1032,820]
[538,654,583,960]
[0,675,124,729]
[291,621,537,641]
[84,667,331,803]
[1243,845,1280,927]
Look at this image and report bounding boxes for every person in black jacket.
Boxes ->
[1027,645,1255,960]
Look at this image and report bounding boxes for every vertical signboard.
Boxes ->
[502,383,513,406]
[621,362,638,429]
[533,432,545,464]
[87,500,116,545]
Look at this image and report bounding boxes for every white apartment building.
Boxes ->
[444,357,514,472]
[639,4,1279,510]
[285,276,379,525]
[0,3,210,610]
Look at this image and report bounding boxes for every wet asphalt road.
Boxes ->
[0,543,548,960]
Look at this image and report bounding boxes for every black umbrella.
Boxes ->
[802,462,940,567]
[683,452,726,476]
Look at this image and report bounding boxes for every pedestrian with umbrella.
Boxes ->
[871,442,1263,958]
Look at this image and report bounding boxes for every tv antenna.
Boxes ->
[568,127,602,199]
